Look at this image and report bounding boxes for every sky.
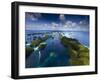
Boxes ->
[25,12,89,31]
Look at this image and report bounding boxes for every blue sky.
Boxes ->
[25,12,89,31]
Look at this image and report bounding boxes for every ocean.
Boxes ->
[25,30,89,68]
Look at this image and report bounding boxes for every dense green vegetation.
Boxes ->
[60,36,89,65]
[26,34,49,57]
[39,43,47,50]
[30,34,49,47]
[26,46,33,57]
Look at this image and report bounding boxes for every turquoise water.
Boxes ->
[25,31,89,68]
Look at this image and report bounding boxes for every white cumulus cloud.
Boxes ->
[63,21,77,28]
[26,13,42,21]
[59,14,66,21]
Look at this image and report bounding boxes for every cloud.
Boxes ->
[51,22,59,30]
[59,15,78,28]
[79,20,89,25]
[26,13,42,21]
[44,23,48,27]
[59,14,66,21]
[25,23,43,30]
[51,22,58,27]
[26,21,88,31]
[79,20,89,29]
[26,15,89,31]
[63,21,77,28]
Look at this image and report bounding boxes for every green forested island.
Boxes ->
[26,34,49,57]
[60,35,89,65]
